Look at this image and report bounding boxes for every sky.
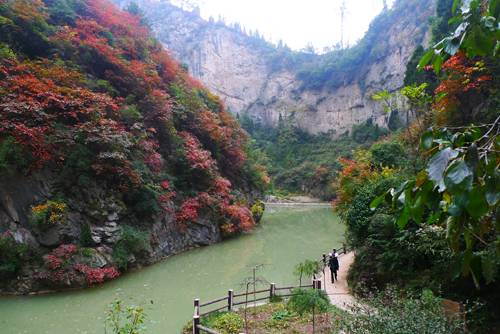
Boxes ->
[172,0,395,52]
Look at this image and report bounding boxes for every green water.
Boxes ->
[0,205,344,334]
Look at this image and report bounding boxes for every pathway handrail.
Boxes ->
[192,280,322,334]
[191,243,349,334]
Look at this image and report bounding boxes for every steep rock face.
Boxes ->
[117,0,435,135]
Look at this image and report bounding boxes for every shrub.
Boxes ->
[369,141,407,168]
[0,136,31,173]
[29,200,68,228]
[338,289,465,334]
[112,225,149,270]
[124,186,161,219]
[0,234,29,280]
[211,312,244,334]
[120,104,141,123]
[80,223,93,247]
[250,200,265,223]
[288,288,330,315]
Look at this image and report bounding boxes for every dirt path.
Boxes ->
[318,252,356,311]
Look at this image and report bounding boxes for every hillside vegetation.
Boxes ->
[333,0,499,331]
[0,0,267,293]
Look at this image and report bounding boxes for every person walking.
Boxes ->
[329,249,339,283]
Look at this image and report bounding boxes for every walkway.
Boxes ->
[318,252,356,311]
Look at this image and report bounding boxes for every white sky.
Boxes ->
[174,0,395,52]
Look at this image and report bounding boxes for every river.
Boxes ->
[0,205,344,334]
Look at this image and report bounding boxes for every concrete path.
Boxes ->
[318,252,356,311]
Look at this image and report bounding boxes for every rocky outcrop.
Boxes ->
[0,172,226,294]
[116,0,436,135]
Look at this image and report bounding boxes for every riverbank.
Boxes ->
[0,206,344,333]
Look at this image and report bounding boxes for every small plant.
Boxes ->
[288,288,330,334]
[271,309,293,321]
[105,300,146,334]
[211,312,244,334]
[30,200,67,228]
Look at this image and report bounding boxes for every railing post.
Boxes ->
[322,253,327,289]
[193,314,200,334]
[270,283,276,300]
[228,289,233,311]
[343,243,346,254]
[194,298,200,316]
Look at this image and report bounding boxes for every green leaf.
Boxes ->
[490,0,500,18]
[370,194,385,210]
[396,206,410,229]
[452,0,460,14]
[466,186,489,219]
[417,49,434,69]
[485,179,499,206]
[433,55,443,74]
[444,160,473,191]
[444,37,462,55]
[427,148,459,192]
[465,143,479,171]
[481,252,497,284]
[420,130,434,150]
[425,210,441,225]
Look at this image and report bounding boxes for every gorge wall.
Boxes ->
[117,0,436,135]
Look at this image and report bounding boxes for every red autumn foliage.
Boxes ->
[176,197,202,222]
[222,204,255,231]
[74,264,120,285]
[433,52,492,125]
[179,132,216,171]
[0,0,262,253]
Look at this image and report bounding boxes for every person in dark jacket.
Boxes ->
[329,249,340,283]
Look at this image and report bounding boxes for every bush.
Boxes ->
[112,225,149,270]
[211,312,244,334]
[120,104,141,123]
[288,288,330,315]
[29,200,68,228]
[339,289,465,334]
[0,136,31,173]
[0,235,29,280]
[250,200,265,223]
[124,186,161,219]
[369,141,407,168]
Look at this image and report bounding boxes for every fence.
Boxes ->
[192,243,348,334]
[192,280,322,334]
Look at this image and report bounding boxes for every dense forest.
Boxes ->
[0,0,267,293]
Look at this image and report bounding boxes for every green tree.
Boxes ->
[294,260,320,286]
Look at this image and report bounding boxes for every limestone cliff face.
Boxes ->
[119,0,435,135]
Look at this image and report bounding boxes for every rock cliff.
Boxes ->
[117,0,436,135]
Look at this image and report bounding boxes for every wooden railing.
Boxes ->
[192,243,348,334]
[192,280,322,334]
